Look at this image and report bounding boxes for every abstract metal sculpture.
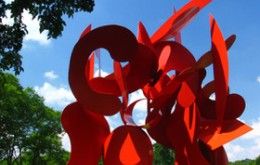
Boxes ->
[61,0,252,164]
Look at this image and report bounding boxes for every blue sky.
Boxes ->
[4,0,260,162]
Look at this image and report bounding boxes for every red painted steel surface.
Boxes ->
[61,1,252,164]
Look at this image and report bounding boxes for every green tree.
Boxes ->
[256,155,260,165]
[229,159,256,165]
[153,143,175,165]
[0,72,68,164]
[0,0,95,74]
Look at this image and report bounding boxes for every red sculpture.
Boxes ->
[61,0,252,164]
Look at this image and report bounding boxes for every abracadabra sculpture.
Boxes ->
[61,0,252,164]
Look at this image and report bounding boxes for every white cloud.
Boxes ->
[2,8,50,45]
[3,0,14,4]
[224,118,260,161]
[22,10,50,45]
[128,90,148,125]
[105,113,123,131]
[137,118,145,125]
[242,118,260,140]
[209,93,216,101]
[257,76,260,83]
[129,89,147,112]
[34,82,75,109]
[44,70,58,80]
[94,69,109,77]
[60,133,71,152]
[225,143,246,162]
[2,10,14,25]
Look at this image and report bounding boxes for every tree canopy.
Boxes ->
[0,72,69,164]
[228,156,260,165]
[0,0,95,74]
[153,143,175,165]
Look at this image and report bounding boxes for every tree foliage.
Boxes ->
[153,143,175,165]
[0,0,95,74]
[256,155,260,165]
[228,155,260,165]
[0,72,69,164]
[229,159,257,165]
[151,142,260,165]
